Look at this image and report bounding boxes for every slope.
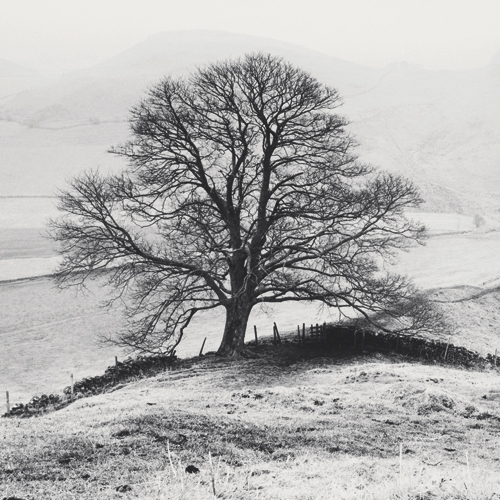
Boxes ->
[2,344,500,499]
[0,58,48,100]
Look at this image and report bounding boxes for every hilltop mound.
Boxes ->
[1,345,500,499]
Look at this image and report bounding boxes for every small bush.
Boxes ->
[474,213,486,228]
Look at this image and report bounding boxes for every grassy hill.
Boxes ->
[2,343,500,499]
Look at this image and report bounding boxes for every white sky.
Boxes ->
[1,0,499,73]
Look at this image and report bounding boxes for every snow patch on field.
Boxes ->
[394,231,500,289]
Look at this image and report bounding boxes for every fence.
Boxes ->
[253,321,500,369]
[292,323,499,368]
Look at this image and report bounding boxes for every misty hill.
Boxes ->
[0,30,499,215]
[0,59,38,78]
[0,31,382,126]
[0,59,48,101]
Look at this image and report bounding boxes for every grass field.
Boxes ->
[2,344,500,499]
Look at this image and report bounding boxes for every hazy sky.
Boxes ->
[1,0,499,73]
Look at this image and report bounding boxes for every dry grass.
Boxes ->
[2,345,500,499]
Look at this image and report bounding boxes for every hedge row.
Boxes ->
[6,393,67,417]
[65,353,177,397]
[307,325,495,368]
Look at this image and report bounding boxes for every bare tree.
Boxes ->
[51,53,431,357]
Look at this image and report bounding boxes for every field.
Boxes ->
[1,344,500,499]
[0,276,336,404]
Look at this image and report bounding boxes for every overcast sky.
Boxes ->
[1,0,499,73]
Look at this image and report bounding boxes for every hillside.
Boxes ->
[0,58,48,100]
[2,344,500,499]
[0,31,381,126]
[0,30,499,214]
[347,62,500,214]
[0,58,38,78]
[430,286,500,355]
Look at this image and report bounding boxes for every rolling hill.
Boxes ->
[0,58,48,100]
[0,30,499,215]
[2,343,500,499]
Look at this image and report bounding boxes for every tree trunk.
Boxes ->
[216,297,253,357]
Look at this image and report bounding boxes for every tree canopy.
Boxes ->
[51,53,437,357]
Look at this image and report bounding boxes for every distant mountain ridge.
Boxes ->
[0,30,499,215]
[1,31,383,126]
[0,59,46,100]
[0,59,39,78]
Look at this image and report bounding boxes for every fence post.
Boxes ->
[70,374,74,398]
[297,325,301,344]
[444,342,450,362]
[199,337,207,357]
[6,391,10,414]
[396,334,400,353]
[113,356,119,384]
[254,325,258,346]
[494,349,498,367]
[273,322,281,344]
[302,323,306,341]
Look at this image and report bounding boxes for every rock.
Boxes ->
[112,429,133,438]
[116,484,132,493]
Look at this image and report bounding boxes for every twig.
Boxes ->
[399,442,403,481]
[167,440,177,477]
[422,459,443,467]
[466,450,472,485]
[178,457,184,492]
[209,451,216,497]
